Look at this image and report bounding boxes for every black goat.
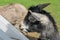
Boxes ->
[21,3,60,40]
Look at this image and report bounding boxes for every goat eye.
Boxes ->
[29,16,36,22]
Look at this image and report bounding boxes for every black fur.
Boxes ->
[24,4,60,40]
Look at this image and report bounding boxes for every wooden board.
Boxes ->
[0,15,29,40]
[0,30,14,40]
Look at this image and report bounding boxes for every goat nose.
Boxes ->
[20,26,24,30]
[19,26,23,31]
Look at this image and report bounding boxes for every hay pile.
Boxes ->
[0,3,28,30]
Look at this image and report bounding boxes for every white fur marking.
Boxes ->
[20,21,29,32]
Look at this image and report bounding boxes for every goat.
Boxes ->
[20,3,60,40]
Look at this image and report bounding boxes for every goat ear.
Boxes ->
[37,3,50,9]
[28,10,32,13]
[28,10,33,14]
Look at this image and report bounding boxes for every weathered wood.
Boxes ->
[0,30,14,40]
[0,15,29,40]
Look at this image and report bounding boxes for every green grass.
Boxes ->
[0,0,60,31]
